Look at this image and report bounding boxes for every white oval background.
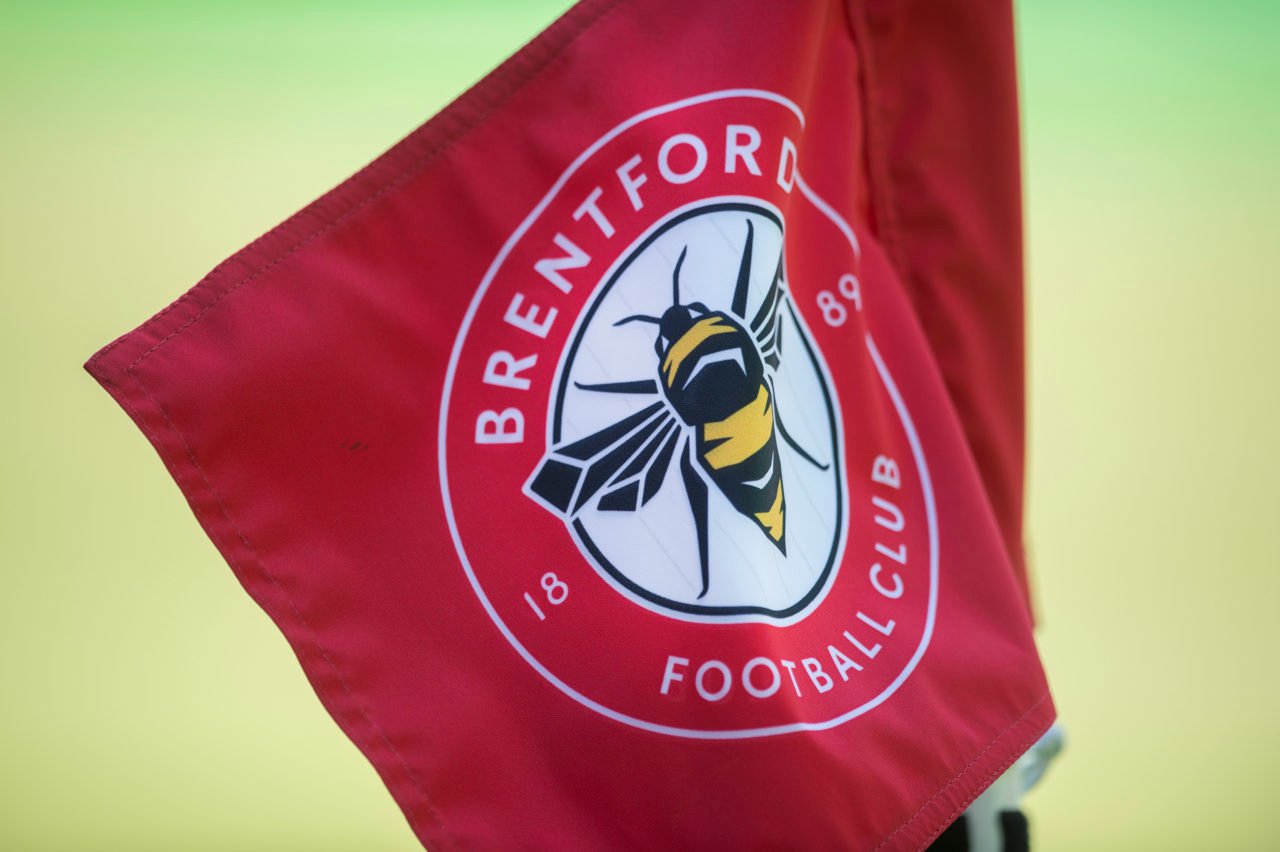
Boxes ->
[554,202,843,618]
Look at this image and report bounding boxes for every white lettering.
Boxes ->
[776,136,797,192]
[870,562,905,599]
[695,660,732,702]
[503,293,557,339]
[876,541,907,565]
[660,656,689,695]
[742,657,782,698]
[572,186,615,238]
[844,629,882,660]
[483,351,537,390]
[872,495,904,532]
[658,133,708,185]
[802,658,834,694]
[872,455,900,489]
[616,155,647,211]
[857,611,897,636]
[780,658,803,697]
[535,233,589,294]
[725,124,762,175]
[475,409,523,444]
[828,644,863,680]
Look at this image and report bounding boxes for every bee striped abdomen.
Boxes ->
[698,385,787,550]
[754,481,785,544]
[701,385,773,469]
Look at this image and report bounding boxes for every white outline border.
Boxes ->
[438,90,939,739]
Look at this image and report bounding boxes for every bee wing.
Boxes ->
[752,247,786,370]
[756,288,785,371]
[747,241,783,335]
[598,421,682,512]
[760,316,783,370]
[527,402,676,517]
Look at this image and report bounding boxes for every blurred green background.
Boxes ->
[1,1,1276,849]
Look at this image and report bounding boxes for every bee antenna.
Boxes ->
[614,314,661,327]
[672,246,688,306]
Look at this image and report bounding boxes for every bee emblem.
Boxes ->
[529,219,829,600]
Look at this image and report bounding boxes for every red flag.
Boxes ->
[86,1,1052,848]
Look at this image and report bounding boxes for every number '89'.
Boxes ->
[816,274,862,327]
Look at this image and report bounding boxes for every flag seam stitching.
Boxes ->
[873,690,1052,850]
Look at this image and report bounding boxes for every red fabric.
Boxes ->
[856,0,1032,604]
[86,1,1051,849]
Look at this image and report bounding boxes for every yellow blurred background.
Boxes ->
[1,1,1276,849]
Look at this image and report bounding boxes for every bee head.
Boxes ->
[657,303,704,351]
[612,246,712,354]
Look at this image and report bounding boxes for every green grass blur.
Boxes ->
[1,1,1276,849]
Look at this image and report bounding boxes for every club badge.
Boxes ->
[440,91,938,738]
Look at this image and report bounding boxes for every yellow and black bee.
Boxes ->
[529,220,828,599]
